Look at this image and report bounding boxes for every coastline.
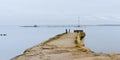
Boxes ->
[11,30,120,60]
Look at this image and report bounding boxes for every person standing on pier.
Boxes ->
[69,29,70,33]
[65,29,68,34]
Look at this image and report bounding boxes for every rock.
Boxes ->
[12,30,120,60]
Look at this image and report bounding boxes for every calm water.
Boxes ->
[0,26,120,60]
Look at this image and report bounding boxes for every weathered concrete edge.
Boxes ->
[11,32,67,60]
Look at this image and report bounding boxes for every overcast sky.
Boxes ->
[0,0,120,25]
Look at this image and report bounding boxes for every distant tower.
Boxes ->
[77,16,80,27]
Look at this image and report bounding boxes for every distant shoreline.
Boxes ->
[20,24,120,28]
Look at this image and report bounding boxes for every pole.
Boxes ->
[78,16,80,27]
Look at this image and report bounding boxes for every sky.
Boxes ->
[1,0,120,25]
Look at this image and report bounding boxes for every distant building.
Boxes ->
[33,25,38,27]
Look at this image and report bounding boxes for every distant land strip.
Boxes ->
[21,24,120,27]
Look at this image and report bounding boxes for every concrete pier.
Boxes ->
[12,30,120,60]
[11,30,91,60]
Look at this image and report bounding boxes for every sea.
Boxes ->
[0,25,120,60]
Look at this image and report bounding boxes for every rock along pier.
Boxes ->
[11,30,93,60]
